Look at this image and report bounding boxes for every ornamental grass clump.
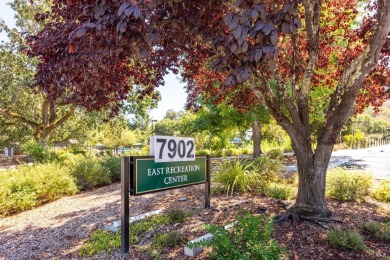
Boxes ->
[213,159,258,195]
[213,157,283,195]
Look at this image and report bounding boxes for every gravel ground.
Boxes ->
[0,183,122,259]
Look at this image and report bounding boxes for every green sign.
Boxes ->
[133,156,207,195]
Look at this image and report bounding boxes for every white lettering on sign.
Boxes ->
[164,175,188,184]
[150,136,196,162]
[146,165,200,176]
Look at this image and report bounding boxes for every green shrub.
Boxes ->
[343,130,366,148]
[0,163,77,216]
[266,148,283,159]
[222,148,242,157]
[210,149,224,158]
[282,138,293,153]
[224,148,234,157]
[265,183,295,200]
[64,155,111,190]
[188,213,288,259]
[78,230,120,256]
[69,147,87,155]
[22,139,54,163]
[361,221,390,242]
[122,145,150,156]
[372,180,390,202]
[166,208,187,224]
[250,156,282,177]
[196,149,210,156]
[327,229,367,251]
[101,156,121,182]
[241,147,251,155]
[326,168,373,202]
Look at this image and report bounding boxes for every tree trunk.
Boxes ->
[252,120,262,158]
[289,141,334,218]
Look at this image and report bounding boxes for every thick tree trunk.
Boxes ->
[289,141,334,218]
[252,120,262,158]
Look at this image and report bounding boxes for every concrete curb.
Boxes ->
[105,209,164,232]
[184,222,236,257]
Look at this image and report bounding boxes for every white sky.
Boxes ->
[0,1,187,121]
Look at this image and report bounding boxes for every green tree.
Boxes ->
[0,0,75,145]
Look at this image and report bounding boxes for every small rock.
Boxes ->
[178,197,187,201]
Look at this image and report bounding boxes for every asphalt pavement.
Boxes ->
[285,144,390,180]
[332,144,390,180]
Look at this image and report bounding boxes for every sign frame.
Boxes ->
[120,155,210,254]
[131,156,207,195]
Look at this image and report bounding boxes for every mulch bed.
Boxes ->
[1,155,388,259]
[101,187,389,260]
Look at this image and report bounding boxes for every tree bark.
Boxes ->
[288,140,333,217]
[252,120,262,158]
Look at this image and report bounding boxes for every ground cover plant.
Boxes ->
[327,229,368,251]
[361,221,390,242]
[78,208,189,257]
[188,212,288,259]
[78,230,121,256]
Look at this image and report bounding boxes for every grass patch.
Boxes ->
[361,221,390,242]
[327,229,367,251]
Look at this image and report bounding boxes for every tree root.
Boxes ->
[274,212,343,229]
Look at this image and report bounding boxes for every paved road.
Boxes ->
[332,144,390,180]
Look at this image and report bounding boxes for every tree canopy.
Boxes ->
[28,0,390,219]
